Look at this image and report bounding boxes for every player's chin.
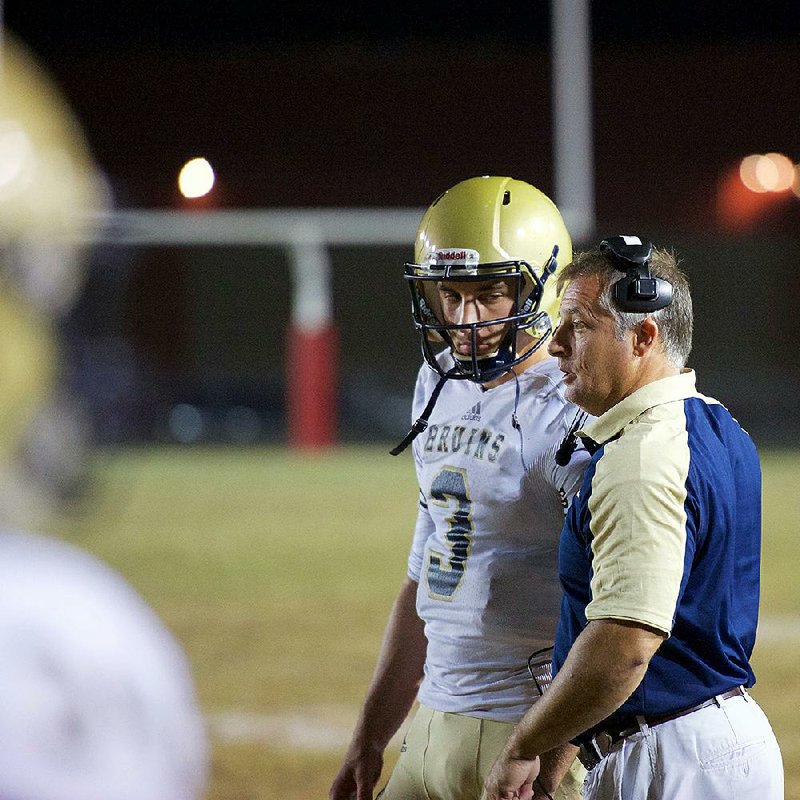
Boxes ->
[454,343,495,358]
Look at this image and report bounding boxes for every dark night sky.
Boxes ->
[5,2,800,224]
[8,2,800,59]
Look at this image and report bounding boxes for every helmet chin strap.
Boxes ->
[391,330,549,457]
[390,353,524,458]
[390,334,520,456]
[449,328,518,382]
[452,351,506,382]
[389,367,459,456]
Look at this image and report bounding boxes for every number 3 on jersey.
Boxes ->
[427,466,473,600]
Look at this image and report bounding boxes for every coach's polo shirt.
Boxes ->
[554,369,761,724]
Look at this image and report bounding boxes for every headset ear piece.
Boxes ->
[613,273,673,312]
[601,235,673,313]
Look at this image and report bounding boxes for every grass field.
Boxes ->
[43,445,800,799]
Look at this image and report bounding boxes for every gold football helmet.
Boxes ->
[405,176,572,382]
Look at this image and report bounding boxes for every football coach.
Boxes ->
[483,236,783,800]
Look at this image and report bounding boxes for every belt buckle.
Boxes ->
[578,731,614,770]
[595,731,614,757]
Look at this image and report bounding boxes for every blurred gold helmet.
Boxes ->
[0,33,105,243]
[405,176,572,382]
[0,33,104,517]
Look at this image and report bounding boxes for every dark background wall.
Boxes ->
[7,2,800,228]
[62,231,800,448]
[5,3,800,447]
[11,40,800,234]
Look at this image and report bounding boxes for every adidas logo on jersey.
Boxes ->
[462,401,481,421]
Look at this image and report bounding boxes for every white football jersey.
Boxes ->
[408,353,590,722]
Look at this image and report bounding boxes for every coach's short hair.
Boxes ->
[557,244,693,368]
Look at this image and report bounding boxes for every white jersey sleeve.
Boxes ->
[406,354,592,723]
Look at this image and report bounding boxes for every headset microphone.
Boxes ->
[600,235,673,313]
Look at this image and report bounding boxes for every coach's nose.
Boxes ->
[548,322,568,356]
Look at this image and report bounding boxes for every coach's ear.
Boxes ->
[632,317,659,358]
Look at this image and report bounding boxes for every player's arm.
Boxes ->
[330,576,426,800]
[483,619,664,800]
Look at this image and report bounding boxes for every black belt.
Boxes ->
[577,686,746,771]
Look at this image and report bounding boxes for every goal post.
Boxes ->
[77,207,423,449]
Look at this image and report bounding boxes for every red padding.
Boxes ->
[286,324,339,449]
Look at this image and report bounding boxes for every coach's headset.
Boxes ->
[601,234,673,313]
[554,235,674,467]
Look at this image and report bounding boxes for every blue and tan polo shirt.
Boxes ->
[554,370,761,722]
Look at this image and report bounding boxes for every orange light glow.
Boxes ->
[718,163,783,230]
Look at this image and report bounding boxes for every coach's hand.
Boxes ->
[329,743,384,800]
[482,753,540,800]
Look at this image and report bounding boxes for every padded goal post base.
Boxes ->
[286,323,339,449]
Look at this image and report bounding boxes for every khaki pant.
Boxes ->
[379,704,584,800]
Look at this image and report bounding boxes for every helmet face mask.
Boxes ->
[405,255,557,382]
[405,176,572,383]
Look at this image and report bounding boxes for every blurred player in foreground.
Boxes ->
[330,176,591,800]
[0,528,208,800]
[483,237,784,800]
[1,32,109,526]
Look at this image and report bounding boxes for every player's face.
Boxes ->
[548,274,638,416]
[437,278,516,358]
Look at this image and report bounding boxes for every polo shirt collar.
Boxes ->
[580,369,697,446]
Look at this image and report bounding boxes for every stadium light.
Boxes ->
[739,155,767,193]
[761,152,794,192]
[178,157,215,199]
[739,152,794,194]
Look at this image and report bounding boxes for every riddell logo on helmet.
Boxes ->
[433,248,480,265]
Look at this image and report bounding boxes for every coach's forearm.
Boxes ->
[349,576,426,752]
[505,619,664,760]
[535,742,580,795]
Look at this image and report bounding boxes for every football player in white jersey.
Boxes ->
[330,177,591,800]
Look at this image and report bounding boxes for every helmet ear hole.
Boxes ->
[503,190,511,205]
